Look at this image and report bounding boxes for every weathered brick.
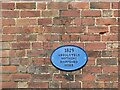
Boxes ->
[85,43,106,50]
[83,66,102,74]
[103,10,112,17]
[1,82,17,88]
[16,3,36,9]
[60,10,80,17]
[75,74,96,81]
[87,57,95,65]
[2,19,15,26]
[80,35,100,41]
[11,74,31,81]
[96,18,117,25]
[16,19,37,26]
[32,74,51,81]
[2,42,11,50]
[112,2,119,9]
[3,27,22,34]
[70,35,79,41]
[61,82,81,88]
[42,10,59,17]
[1,50,9,57]
[9,58,20,65]
[87,51,101,57]
[2,3,15,10]
[2,66,17,73]
[38,18,52,25]
[88,26,108,34]
[66,26,86,33]
[83,81,104,88]
[90,2,110,9]
[17,34,37,41]
[47,2,68,9]
[81,10,101,17]
[32,58,44,65]
[18,65,27,73]
[12,42,30,49]
[103,66,118,74]
[27,50,46,57]
[53,17,74,25]
[54,74,67,81]
[68,2,89,9]
[28,82,48,88]
[110,26,119,33]
[97,58,118,65]
[1,58,9,65]
[2,74,11,81]
[113,10,119,17]
[2,11,19,18]
[102,35,118,41]
[18,82,28,88]
[2,35,16,42]
[32,42,43,49]
[49,81,59,88]
[21,11,40,17]
[74,18,95,26]
[61,35,71,41]
[101,50,112,57]
[97,74,118,81]
[37,2,46,9]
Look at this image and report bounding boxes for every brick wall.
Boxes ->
[1,0,119,88]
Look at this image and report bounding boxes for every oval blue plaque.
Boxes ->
[50,45,88,71]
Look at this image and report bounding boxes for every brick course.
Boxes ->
[1,1,119,89]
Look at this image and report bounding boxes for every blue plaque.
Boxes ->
[50,45,88,71]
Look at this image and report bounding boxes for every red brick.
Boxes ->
[110,26,119,33]
[83,81,104,88]
[60,10,80,17]
[87,57,95,65]
[43,42,60,49]
[32,74,51,81]
[1,50,10,57]
[114,10,119,17]
[16,3,36,9]
[2,3,15,10]
[37,2,46,9]
[54,74,66,81]
[75,74,95,81]
[80,35,100,41]
[38,18,52,25]
[2,19,15,26]
[69,2,89,9]
[11,74,31,81]
[12,42,30,49]
[45,34,60,41]
[21,11,40,17]
[81,10,101,17]
[102,35,118,41]
[1,58,9,65]
[61,35,71,41]
[48,2,68,9]
[61,82,81,88]
[3,27,22,34]
[32,42,43,49]
[53,17,74,25]
[85,43,106,50]
[112,2,119,9]
[103,66,118,74]
[1,82,17,88]
[88,26,108,34]
[96,18,117,25]
[16,19,37,26]
[2,11,19,18]
[70,35,79,41]
[17,34,37,41]
[74,18,95,26]
[2,66,16,73]
[27,50,46,57]
[66,26,86,33]
[28,82,48,88]
[97,74,118,81]
[90,2,110,9]
[2,35,16,42]
[97,58,117,65]
[32,58,44,65]
[83,66,102,74]
[2,74,11,81]
[87,51,101,58]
